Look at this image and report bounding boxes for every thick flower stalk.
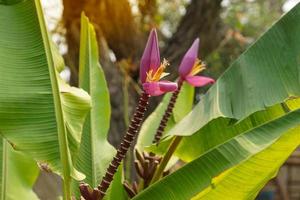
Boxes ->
[153,38,215,144]
[83,29,177,200]
[150,39,215,185]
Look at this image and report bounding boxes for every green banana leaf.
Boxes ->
[147,2,300,161]
[133,107,300,200]
[0,0,91,198]
[167,3,300,139]
[72,14,126,199]
[0,138,39,200]
[192,127,299,200]
[148,103,288,161]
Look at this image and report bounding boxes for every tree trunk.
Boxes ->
[62,0,141,146]
[162,0,225,79]
[62,0,142,86]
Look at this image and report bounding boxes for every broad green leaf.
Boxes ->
[133,108,300,200]
[60,79,91,159]
[148,3,300,162]
[136,83,194,151]
[167,3,300,138]
[147,103,287,161]
[72,14,125,199]
[0,138,39,200]
[192,128,299,200]
[0,0,90,198]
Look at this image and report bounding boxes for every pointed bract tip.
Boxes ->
[178,38,200,77]
[140,28,161,83]
[187,38,200,57]
[150,28,158,37]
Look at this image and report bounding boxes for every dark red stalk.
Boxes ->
[152,79,183,144]
[97,92,150,199]
[79,183,101,200]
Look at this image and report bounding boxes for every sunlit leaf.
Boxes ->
[148,3,300,162]
[134,108,300,200]
[192,128,299,200]
[0,0,91,198]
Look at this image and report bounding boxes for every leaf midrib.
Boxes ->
[192,106,289,162]
[86,23,97,187]
[34,0,71,198]
[1,140,7,200]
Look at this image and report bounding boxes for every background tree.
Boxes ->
[61,0,226,146]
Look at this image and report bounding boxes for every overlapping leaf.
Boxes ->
[166,3,300,138]
[0,138,39,200]
[72,14,126,199]
[148,3,300,161]
[192,127,299,200]
[134,107,300,200]
[135,4,300,200]
[0,0,90,198]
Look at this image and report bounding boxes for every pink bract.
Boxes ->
[143,81,178,96]
[140,29,160,83]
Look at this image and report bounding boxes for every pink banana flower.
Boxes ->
[140,29,178,96]
[178,38,215,87]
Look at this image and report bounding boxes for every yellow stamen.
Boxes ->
[189,59,206,76]
[146,59,170,82]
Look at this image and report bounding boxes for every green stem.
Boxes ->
[150,136,182,184]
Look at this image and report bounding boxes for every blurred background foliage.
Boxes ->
[43,0,296,79]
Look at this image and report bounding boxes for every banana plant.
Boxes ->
[0,0,300,200]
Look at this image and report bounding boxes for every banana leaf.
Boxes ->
[133,107,300,200]
[0,138,39,200]
[72,14,126,199]
[0,0,91,198]
[192,128,299,199]
[147,2,300,161]
[134,4,300,200]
